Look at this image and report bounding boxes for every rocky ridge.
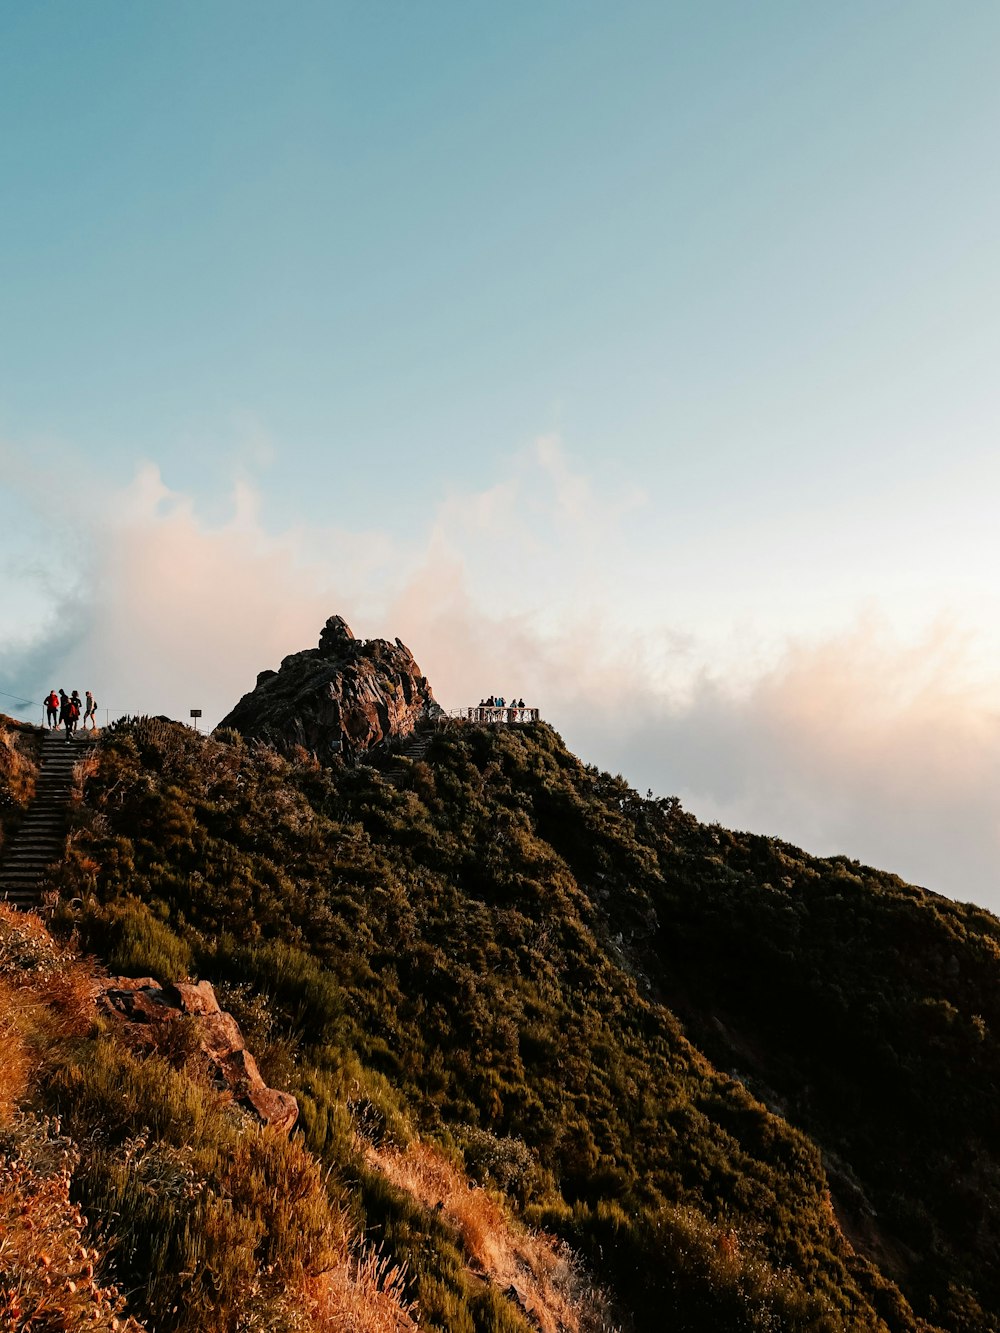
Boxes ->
[216,615,442,760]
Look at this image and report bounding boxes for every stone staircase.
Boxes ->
[0,731,97,911]
[384,730,434,784]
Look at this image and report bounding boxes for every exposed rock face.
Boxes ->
[96,976,299,1134]
[216,615,442,760]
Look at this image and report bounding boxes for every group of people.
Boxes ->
[471,695,538,724]
[45,688,98,739]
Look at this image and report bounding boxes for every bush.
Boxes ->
[76,896,193,980]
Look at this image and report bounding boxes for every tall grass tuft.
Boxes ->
[367,1138,615,1333]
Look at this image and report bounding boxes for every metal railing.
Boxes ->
[448,706,541,725]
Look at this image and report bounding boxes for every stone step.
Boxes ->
[0,735,96,911]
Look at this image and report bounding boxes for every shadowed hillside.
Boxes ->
[6,696,983,1333]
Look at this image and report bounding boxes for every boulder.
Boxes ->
[215,615,442,761]
[243,1084,300,1136]
[97,977,298,1134]
[165,979,221,1016]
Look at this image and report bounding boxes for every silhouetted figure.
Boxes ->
[68,691,82,738]
[84,690,98,730]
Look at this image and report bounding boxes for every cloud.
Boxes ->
[568,620,1000,908]
[2,441,1000,912]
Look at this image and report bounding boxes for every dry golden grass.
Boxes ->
[0,905,423,1333]
[0,720,38,809]
[0,977,32,1124]
[298,1245,418,1332]
[0,909,145,1330]
[366,1139,612,1333]
[70,747,101,800]
[0,905,96,1036]
[0,909,96,1127]
[0,1116,146,1332]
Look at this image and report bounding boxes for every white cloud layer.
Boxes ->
[2,439,1000,912]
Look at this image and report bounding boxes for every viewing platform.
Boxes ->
[449,705,541,725]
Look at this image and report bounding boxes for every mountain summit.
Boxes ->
[217,614,441,758]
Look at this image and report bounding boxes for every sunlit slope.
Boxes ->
[53,715,1000,1331]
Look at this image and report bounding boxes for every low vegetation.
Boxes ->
[19,710,983,1330]
[0,716,38,853]
[6,703,997,1327]
[0,902,422,1332]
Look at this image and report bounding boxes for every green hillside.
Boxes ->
[6,711,998,1330]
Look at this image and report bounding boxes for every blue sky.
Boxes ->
[3,3,1000,904]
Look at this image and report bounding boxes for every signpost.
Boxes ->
[190,709,202,732]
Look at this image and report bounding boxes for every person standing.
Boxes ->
[68,690,82,740]
[45,689,59,728]
[84,690,98,730]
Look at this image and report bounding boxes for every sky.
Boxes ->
[2,2,1000,907]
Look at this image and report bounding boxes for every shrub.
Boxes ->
[47,1038,348,1333]
[75,896,193,980]
[0,1113,143,1333]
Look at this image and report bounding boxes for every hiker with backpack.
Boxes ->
[66,690,82,740]
[84,690,98,730]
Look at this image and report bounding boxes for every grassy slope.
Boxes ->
[0,715,39,853]
[45,715,999,1331]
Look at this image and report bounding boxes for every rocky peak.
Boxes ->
[216,616,442,760]
[318,614,356,653]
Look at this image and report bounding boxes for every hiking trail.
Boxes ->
[0,731,97,911]
[384,730,434,784]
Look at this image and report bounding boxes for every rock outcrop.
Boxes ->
[216,615,442,760]
[96,976,299,1134]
